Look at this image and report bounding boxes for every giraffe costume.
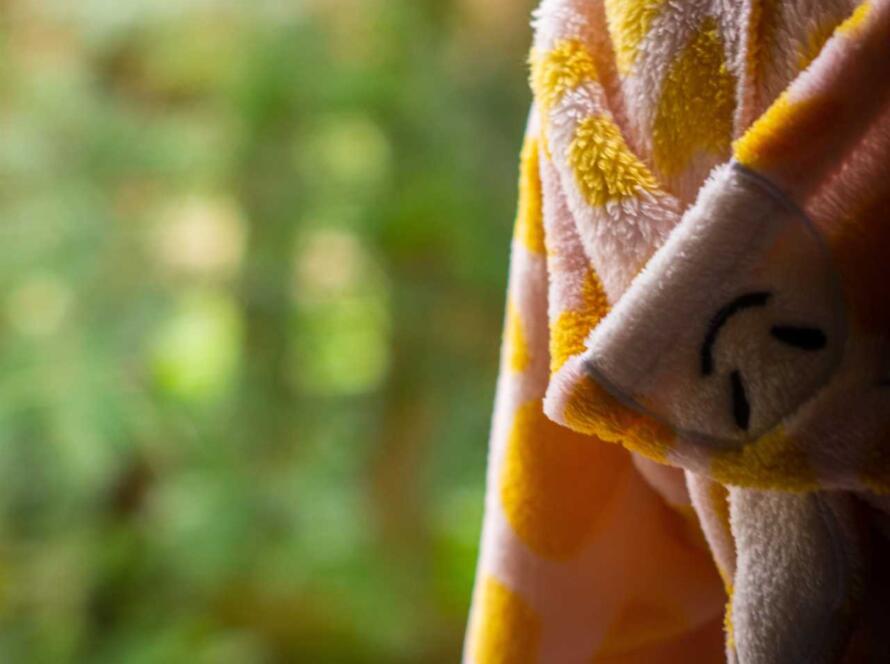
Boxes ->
[465,0,890,662]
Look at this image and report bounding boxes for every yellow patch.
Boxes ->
[724,584,735,652]
[709,426,818,491]
[515,136,546,255]
[653,18,735,178]
[500,400,629,559]
[733,92,837,170]
[471,576,541,664]
[837,2,872,37]
[569,114,659,207]
[733,92,795,167]
[530,39,599,112]
[506,301,531,373]
[563,373,674,463]
[604,0,666,75]
[550,269,610,373]
[595,600,689,658]
[796,20,837,71]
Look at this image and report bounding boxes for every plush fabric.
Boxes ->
[464,1,890,662]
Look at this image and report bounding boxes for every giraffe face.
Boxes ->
[582,164,846,446]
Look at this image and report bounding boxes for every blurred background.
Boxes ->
[0,0,535,661]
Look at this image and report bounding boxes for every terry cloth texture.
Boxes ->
[464,1,890,662]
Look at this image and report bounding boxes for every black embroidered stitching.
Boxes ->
[730,370,751,431]
[770,325,828,350]
[702,291,833,431]
[701,291,772,376]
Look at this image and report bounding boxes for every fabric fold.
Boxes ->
[466,0,890,662]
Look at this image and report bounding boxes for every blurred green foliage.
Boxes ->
[0,0,533,661]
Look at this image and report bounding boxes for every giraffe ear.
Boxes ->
[573,164,846,477]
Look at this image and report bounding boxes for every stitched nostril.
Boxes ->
[730,370,751,430]
[770,325,827,350]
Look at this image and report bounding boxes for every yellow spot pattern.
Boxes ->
[594,600,690,659]
[530,40,599,112]
[550,269,610,373]
[515,136,546,255]
[471,576,541,664]
[506,301,531,373]
[837,2,872,37]
[733,92,796,167]
[604,0,666,75]
[653,18,735,178]
[733,92,836,170]
[562,377,817,490]
[563,373,674,464]
[500,400,628,559]
[796,20,837,71]
[795,0,872,71]
[724,584,735,653]
[570,115,658,207]
[709,426,818,491]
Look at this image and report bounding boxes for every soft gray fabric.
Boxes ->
[730,490,866,664]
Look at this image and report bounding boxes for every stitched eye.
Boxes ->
[701,292,771,376]
[701,292,829,431]
[770,325,827,350]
